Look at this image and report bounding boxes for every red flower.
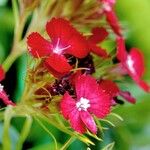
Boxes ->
[0,66,5,81]
[0,84,15,106]
[100,0,122,36]
[60,74,111,134]
[27,18,89,78]
[87,27,109,58]
[99,80,136,104]
[117,37,150,92]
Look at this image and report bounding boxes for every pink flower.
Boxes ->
[99,80,136,104]
[100,0,122,36]
[87,27,109,58]
[0,65,5,81]
[60,74,111,134]
[117,37,150,92]
[27,18,89,78]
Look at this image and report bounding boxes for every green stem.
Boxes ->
[2,51,20,72]
[60,137,75,150]
[35,117,58,150]
[2,106,14,150]
[16,115,32,150]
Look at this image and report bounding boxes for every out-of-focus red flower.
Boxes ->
[87,27,109,58]
[27,18,89,78]
[100,0,122,36]
[99,80,136,104]
[60,74,111,134]
[117,37,150,92]
[0,66,5,81]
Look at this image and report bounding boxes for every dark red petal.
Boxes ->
[119,91,136,104]
[88,27,108,44]
[0,66,5,81]
[46,18,89,58]
[80,111,97,134]
[60,92,76,119]
[69,108,86,133]
[75,75,100,101]
[128,48,145,78]
[89,44,108,58]
[0,90,15,106]
[44,54,72,78]
[46,18,75,42]
[116,37,127,62]
[27,32,52,58]
[99,80,119,97]
[105,10,122,36]
[66,34,89,58]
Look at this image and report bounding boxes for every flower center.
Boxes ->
[126,56,135,74]
[53,38,71,54]
[0,84,4,92]
[76,97,90,111]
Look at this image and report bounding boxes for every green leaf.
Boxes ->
[102,142,115,150]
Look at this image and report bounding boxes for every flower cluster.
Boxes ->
[25,0,150,134]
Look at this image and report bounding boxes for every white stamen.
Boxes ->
[126,56,135,74]
[0,84,4,92]
[53,38,71,54]
[76,97,90,111]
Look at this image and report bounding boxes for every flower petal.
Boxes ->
[99,80,119,97]
[133,77,150,92]
[89,44,108,58]
[88,89,111,118]
[44,54,72,78]
[119,91,136,104]
[80,111,97,134]
[46,18,75,42]
[66,34,89,58]
[0,66,5,81]
[27,32,52,58]
[116,37,127,62]
[128,48,145,78]
[69,108,86,133]
[105,10,122,36]
[75,75,100,101]
[60,92,76,119]
[88,27,108,44]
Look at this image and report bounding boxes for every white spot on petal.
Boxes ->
[0,83,4,92]
[126,55,135,74]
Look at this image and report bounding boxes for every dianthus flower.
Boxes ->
[27,18,89,78]
[60,74,111,134]
[117,37,150,92]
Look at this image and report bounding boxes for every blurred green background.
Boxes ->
[0,0,150,149]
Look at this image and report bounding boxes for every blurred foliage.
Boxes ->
[0,0,150,150]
